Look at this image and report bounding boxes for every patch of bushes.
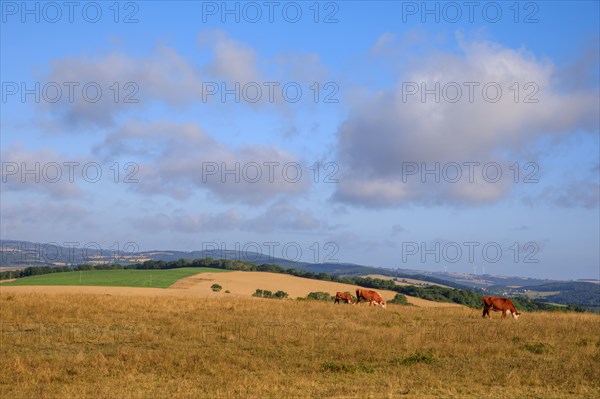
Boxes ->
[388,293,411,305]
[252,289,288,299]
[565,303,587,313]
[210,284,222,292]
[305,292,334,301]
[253,289,273,298]
[395,285,482,308]
[510,296,562,312]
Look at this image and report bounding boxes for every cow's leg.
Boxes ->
[483,307,491,318]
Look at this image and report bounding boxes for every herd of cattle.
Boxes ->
[334,290,522,319]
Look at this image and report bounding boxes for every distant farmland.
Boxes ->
[0,268,227,288]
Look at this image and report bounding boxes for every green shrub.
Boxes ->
[306,292,334,301]
[397,351,436,366]
[389,293,411,305]
[253,289,284,299]
[210,284,222,292]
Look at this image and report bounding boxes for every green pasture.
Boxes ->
[0,267,227,288]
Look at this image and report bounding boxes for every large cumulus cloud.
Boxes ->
[333,38,599,207]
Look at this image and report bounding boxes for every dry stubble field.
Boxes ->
[1,291,599,399]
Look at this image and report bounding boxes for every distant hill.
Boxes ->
[0,239,425,275]
[483,281,600,312]
[523,281,600,308]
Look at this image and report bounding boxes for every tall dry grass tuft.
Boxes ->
[1,292,599,398]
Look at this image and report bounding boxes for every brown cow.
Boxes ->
[356,289,386,308]
[482,296,521,319]
[334,292,354,304]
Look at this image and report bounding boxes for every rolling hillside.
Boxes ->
[2,240,598,309]
[0,269,462,308]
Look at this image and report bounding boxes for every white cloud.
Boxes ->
[525,181,600,209]
[1,143,84,200]
[334,38,599,207]
[39,46,203,128]
[371,33,396,55]
[36,31,333,130]
[95,121,311,204]
[200,30,263,84]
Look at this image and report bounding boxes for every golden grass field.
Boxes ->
[1,273,599,398]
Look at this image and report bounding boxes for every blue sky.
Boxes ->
[1,1,599,280]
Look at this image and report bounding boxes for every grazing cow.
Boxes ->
[334,292,354,304]
[482,296,521,319]
[356,289,386,308]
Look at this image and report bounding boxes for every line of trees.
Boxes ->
[0,264,125,280]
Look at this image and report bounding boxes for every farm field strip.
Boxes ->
[0,268,228,289]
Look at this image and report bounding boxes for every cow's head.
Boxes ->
[512,311,521,320]
[381,301,387,308]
